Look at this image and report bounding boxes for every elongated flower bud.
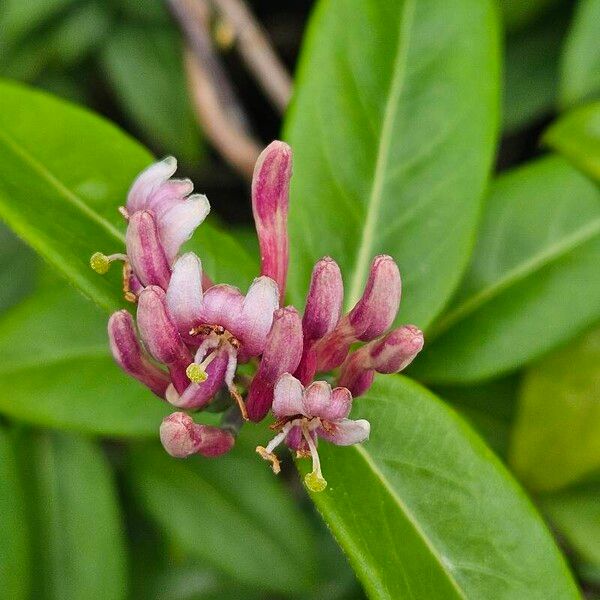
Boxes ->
[348,255,401,341]
[251,141,292,303]
[108,310,169,397]
[246,306,303,422]
[338,325,424,396]
[160,412,234,458]
[137,286,192,393]
[302,257,343,341]
[126,211,171,289]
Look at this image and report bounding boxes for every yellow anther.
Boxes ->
[186,363,208,384]
[214,18,235,50]
[90,252,110,274]
[304,471,327,493]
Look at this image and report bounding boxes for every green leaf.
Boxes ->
[0,285,171,436]
[499,0,562,33]
[411,155,600,383]
[540,482,600,567]
[510,326,600,492]
[284,0,500,330]
[0,79,255,312]
[503,13,565,133]
[544,101,600,181]
[0,223,37,312]
[0,426,30,600]
[129,432,318,595]
[298,376,578,599]
[559,0,600,107]
[17,430,128,600]
[101,25,203,166]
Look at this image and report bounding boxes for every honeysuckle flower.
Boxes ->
[91,156,210,299]
[257,373,370,492]
[163,252,280,418]
[160,412,234,458]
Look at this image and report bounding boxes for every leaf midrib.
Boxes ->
[347,0,416,306]
[0,127,125,244]
[430,216,600,338]
[353,444,468,599]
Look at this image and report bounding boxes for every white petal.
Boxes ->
[159,194,210,262]
[319,418,370,446]
[127,156,177,213]
[235,276,279,357]
[272,373,305,418]
[302,381,332,418]
[167,253,203,336]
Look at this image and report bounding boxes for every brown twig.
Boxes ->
[210,0,292,113]
[168,0,261,179]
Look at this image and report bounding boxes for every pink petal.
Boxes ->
[348,255,401,341]
[302,257,343,342]
[166,253,203,338]
[108,310,169,397]
[146,178,194,217]
[246,306,303,422]
[272,373,305,418]
[251,141,292,302]
[127,156,177,213]
[158,194,210,263]
[319,418,370,446]
[234,276,279,357]
[126,211,171,289]
[301,381,332,418]
[320,387,353,421]
[197,284,245,332]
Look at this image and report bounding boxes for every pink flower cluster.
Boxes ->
[93,142,423,491]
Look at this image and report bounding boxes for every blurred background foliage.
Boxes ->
[1,0,600,598]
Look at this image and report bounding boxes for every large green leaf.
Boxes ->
[559,0,600,107]
[411,155,600,383]
[540,482,600,567]
[284,0,500,330]
[129,430,318,595]
[101,25,203,165]
[499,0,562,32]
[0,426,30,600]
[297,376,578,599]
[0,224,37,312]
[17,430,127,600]
[0,79,255,313]
[544,102,600,182]
[510,327,600,492]
[0,285,172,436]
[503,12,566,133]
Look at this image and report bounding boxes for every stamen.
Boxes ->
[302,422,327,492]
[122,262,137,303]
[256,446,281,474]
[186,363,208,384]
[256,422,294,474]
[118,206,130,220]
[90,252,127,274]
[229,385,248,421]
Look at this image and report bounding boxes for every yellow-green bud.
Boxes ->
[186,363,208,384]
[90,252,110,274]
[304,471,327,492]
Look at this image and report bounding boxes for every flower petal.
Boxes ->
[126,210,171,288]
[272,373,305,418]
[321,387,353,421]
[127,156,177,213]
[252,141,292,302]
[302,381,332,418]
[147,178,194,218]
[159,194,210,263]
[234,276,279,357]
[319,418,370,446]
[167,253,203,339]
[197,284,245,331]
[108,310,169,397]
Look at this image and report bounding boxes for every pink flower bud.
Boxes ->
[302,257,343,341]
[251,141,292,303]
[137,286,192,393]
[108,310,170,397]
[160,412,234,458]
[348,255,401,341]
[246,306,303,422]
[126,211,171,289]
[338,325,424,396]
